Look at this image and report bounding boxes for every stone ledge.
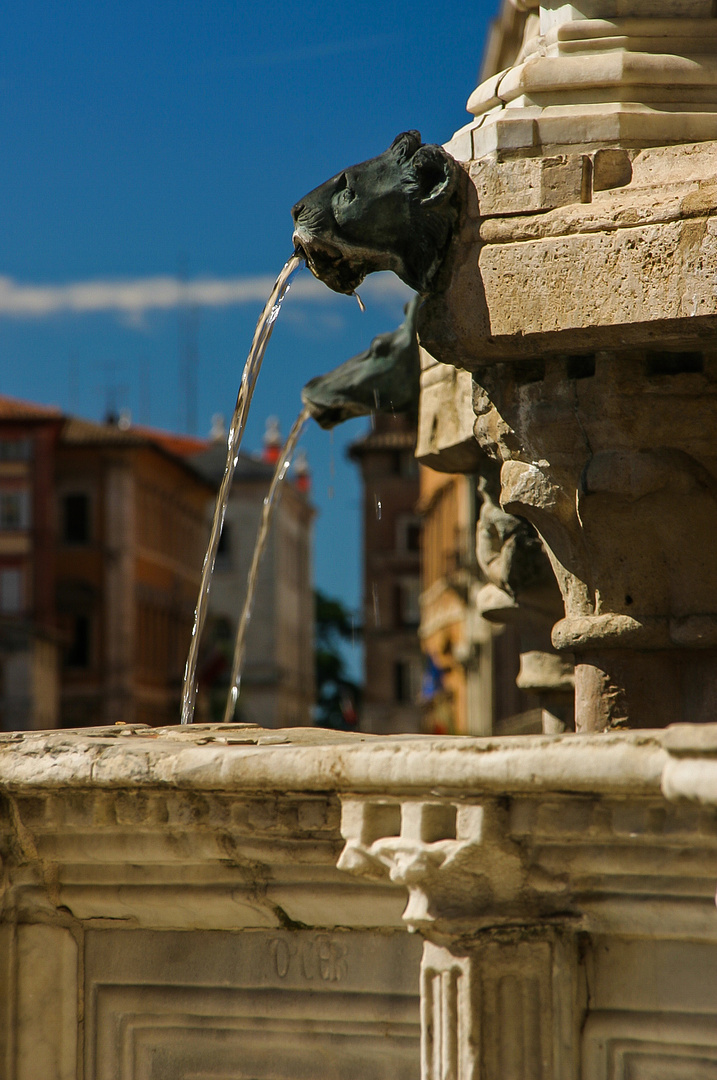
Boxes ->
[0,723,668,796]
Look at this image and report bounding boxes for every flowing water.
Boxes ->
[180,253,302,725]
[223,405,310,723]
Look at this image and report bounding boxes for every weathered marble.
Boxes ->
[1,724,717,1078]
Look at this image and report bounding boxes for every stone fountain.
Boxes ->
[4,3,717,1078]
[417,1,717,734]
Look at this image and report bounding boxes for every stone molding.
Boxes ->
[337,786,717,940]
[449,6,717,160]
[0,723,667,794]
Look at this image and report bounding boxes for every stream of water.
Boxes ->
[223,405,310,723]
[180,253,302,725]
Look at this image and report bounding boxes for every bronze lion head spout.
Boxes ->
[302,297,421,429]
[292,131,461,296]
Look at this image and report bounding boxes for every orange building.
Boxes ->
[55,418,212,727]
[0,396,317,731]
[418,467,528,736]
[0,397,64,729]
[0,398,213,729]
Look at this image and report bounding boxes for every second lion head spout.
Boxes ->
[291,131,461,296]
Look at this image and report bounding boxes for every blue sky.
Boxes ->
[1,1,496,672]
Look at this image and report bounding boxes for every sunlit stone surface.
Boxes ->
[418,0,717,734]
[2,723,717,1078]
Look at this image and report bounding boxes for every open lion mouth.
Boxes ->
[291,225,366,297]
[300,392,361,431]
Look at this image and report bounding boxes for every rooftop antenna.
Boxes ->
[102,360,128,425]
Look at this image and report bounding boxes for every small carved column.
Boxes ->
[338,796,580,1080]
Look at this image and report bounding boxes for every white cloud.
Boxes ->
[0,271,413,319]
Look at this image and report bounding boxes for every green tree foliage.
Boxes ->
[314,590,361,729]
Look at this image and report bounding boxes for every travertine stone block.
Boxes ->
[415,348,481,470]
[469,153,586,216]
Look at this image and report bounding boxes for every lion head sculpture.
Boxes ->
[302,297,421,429]
[291,131,461,296]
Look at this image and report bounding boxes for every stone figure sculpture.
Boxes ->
[301,297,421,428]
[476,459,574,729]
[292,131,462,296]
[476,461,555,612]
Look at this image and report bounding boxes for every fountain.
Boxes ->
[5,7,717,1079]
[181,254,301,725]
[223,406,310,723]
[303,297,575,732]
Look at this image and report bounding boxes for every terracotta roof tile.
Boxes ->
[60,417,147,445]
[0,395,62,420]
[130,426,210,457]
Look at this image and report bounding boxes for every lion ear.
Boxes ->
[389,131,422,165]
[412,146,455,205]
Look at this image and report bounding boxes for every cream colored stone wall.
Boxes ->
[2,723,717,1078]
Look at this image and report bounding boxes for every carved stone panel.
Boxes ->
[583,936,717,1079]
[84,929,421,1080]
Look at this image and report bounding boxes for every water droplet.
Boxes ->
[375,496,382,521]
[354,291,366,313]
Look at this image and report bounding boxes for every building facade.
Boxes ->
[190,436,315,728]
[0,397,64,730]
[54,418,212,727]
[349,415,423,734]
[0,397,316,731]
[0,400,213,729]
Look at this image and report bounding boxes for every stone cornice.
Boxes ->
[0,724,668,796]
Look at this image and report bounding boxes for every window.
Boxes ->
[216,523,232,571]
[394,661,408,703]
[66,615,91,668]
[0,491,29,531]
[0,569,22,613]
[396,514,421,553]
[0,439,31,461]
[393,660,421,704]
[62,493,90,545]
[395,578,421,627]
